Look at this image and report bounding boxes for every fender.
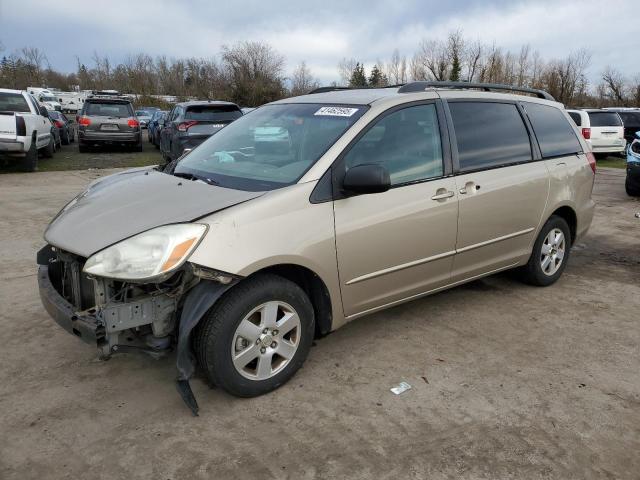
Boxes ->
[175,279,237,416]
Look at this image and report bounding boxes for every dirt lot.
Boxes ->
[0,167,638,479]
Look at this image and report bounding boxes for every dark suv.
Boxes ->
[159,101,242,162]
[77,96,142,152]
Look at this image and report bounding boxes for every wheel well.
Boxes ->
[252,264,333,338]
[551,206,577,245]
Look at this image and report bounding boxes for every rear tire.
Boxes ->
[20,140,38,172]
[61,129,70,145]
[194,274,315,397]
[626,176,640,197]
[43,138,54,158]
[518,215,571,286]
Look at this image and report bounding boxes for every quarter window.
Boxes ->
[449,102,532,171]
[342,104,444,185]
[524,102,582,157]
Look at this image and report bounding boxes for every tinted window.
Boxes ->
[185,105,243,122]
[343,104,443,185]
[588,112,622,127]
[450,102,531,171]
[524,102,582,157]
[568,112,582,126]
[0,92,30,112]
[175,103,366,191]
[86,102,132,118]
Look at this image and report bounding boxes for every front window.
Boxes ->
[174,103,367,191]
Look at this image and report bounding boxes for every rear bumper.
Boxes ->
[0,139,26,154]
[592,144,626,154]
[79,131,141,144]
[38,265,105,346]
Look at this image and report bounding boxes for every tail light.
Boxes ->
[78,116,91,126]
[15,115,26,136]
[581,128,591,139]
[54,120,64,128]
[586,152,596,174]
[127,118,140,128]
[178,121,198,132]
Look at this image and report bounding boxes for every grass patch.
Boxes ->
[597,156,627,170]
[1,136,162,173]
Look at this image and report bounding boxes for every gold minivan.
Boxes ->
[38,82,596,414]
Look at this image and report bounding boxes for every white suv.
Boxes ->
[0,89,54,171]
[567,109,625,158]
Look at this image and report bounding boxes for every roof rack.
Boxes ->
[307,84,405,95]
[398,81,556,101]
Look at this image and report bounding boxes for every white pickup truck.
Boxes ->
[0,88,54,171]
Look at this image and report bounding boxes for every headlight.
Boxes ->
[83,224,207,280]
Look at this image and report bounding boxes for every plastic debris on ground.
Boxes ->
[390,382,412,395]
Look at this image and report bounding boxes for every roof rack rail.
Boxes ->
[307,84,405,95]
[398,81,555,101]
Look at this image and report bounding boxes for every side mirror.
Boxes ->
[39,106,49,117]
[342,164,390,195]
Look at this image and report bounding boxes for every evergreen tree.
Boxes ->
[368,64,388,87]
[349,62,367,87]
[449,50,461,81]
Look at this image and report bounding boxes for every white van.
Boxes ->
[27,87,63,112]
[567,109,625,158]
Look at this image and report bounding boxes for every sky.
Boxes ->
[0,0,637,85]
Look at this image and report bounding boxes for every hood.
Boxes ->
[44,168,264,257]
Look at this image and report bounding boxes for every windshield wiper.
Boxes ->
[173,171,219,186]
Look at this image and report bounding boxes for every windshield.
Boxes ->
[135,110,150,116]
[174,103,366,191]
[41,95,57,102]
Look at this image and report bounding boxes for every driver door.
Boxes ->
[333,102,459,317]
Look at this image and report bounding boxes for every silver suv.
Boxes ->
[77,95,142,152]
[37,82,595,414]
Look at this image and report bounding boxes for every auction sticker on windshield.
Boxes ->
[314,106,359,117]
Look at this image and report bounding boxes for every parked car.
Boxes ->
[567,109,625,158]
[605,108,640,154]
[48,112,62,151]
[135,109,153,129]
[37,82,595,413]
[626,131,640,196]
[27,87,63,112]
[159,101,242,163]
[77,95,142,152]
[48,110,77,145]
[0,88,54,171]
[147,110,168,144]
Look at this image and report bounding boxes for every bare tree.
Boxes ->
[601,66,627,105]
[290,61,319,96]
[222,41,285,106]
[464,40,482,82]
[337,57,357,86]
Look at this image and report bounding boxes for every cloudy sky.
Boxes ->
[0,0,636,84]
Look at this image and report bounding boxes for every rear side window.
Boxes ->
[588,112,622,127]
[85,102,132,118]
[185,105,242,122]
[568,112,582,126]
[0,92,31,112]
[524,102,582,157]
[449,102,532,171]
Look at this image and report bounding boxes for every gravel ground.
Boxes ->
[0,167,638,479]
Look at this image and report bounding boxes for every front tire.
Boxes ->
[194,274,315,397]
[626,176,640,196]
[518,216,571,286]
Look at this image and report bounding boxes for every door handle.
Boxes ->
[431,190,455,201]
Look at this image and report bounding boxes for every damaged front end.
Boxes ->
[37,244,237,415]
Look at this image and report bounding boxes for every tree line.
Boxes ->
[1,33,639,108]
